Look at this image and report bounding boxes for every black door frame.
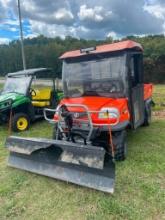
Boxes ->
[127,52,145,129]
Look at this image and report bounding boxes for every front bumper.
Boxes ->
[0,108,10,124]
[100,120,130,132]
[0,99,13,123]
[59,120,129,132]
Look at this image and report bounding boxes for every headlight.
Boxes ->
[98,107,119,119]
[0,100,12,110]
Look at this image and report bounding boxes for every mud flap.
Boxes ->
[5,136,115,193]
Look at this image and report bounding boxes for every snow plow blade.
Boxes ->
[5,136,115,193]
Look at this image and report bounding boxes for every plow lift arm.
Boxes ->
[5,104,119,193]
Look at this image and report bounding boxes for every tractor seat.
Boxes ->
[32,88,51,107]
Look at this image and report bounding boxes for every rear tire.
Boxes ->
[12,113,30,132]
[143,103,151,126]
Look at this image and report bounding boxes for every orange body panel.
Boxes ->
[54,83,153,126]
[144,83,153,101]
[55,96,130,125]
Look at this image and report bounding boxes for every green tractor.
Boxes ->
[0,68,63,132]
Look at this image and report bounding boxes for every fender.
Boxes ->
[144,98,152,111]
[100,120,130,132]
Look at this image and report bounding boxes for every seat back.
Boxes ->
[32,88,52,107]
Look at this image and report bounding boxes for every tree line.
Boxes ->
[0,35,165,83]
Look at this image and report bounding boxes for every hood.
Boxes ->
[0,92,30,109]
[61,96,127,112]
[0,92,24,103]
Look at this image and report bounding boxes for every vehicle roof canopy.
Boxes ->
[7,68,52,77]
[60,40,143,60]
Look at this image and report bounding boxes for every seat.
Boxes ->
[32,88,52,107]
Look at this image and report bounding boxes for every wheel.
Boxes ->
[12,113,30,132]
[115,140,127,161]
[143,103,151,126]
[113,130,127,161]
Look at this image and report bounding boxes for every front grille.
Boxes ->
[71,112,88,119]
[0,99,12,111]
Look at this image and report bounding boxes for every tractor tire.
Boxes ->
[113,130,127,161]
[12,113,30,132]
[143,103,151,126]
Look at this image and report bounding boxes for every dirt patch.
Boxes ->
[153,110,165,119]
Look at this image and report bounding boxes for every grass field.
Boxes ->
[0,85,165,220]
[152,85,165,111]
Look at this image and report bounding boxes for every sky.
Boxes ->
[0,0,165,44]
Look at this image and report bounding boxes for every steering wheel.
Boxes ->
[109,83,118,92]
[30,88,36,97]
[69,89,82,97]
[100,82,118,93]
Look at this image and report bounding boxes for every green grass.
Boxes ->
[0,83,3,90]
[0,85,165,219]
[0,121,165,220]
[152,84,165,111]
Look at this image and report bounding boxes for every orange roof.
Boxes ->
[60,40,143,59]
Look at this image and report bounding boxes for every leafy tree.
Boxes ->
[0,35,165,83]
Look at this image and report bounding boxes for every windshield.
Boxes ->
[62,54,126,98]
[2,76,31,95]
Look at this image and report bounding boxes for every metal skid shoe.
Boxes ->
[5,136,115,193]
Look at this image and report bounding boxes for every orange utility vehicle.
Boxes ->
[52,40,153,159]
[5,40,153,193]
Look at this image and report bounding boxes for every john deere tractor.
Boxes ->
[0,68,63,131]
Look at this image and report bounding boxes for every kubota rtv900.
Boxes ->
[5,40,153,193]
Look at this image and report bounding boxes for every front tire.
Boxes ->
[115,140,127,161]
[12,113,30,132]
[113,130,127,161]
